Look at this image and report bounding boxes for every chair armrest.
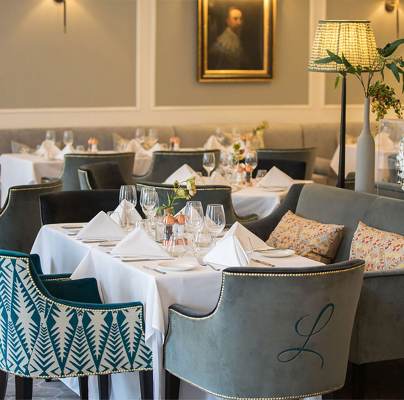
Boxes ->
[41,177,59,184]
[169,304,212,319]
[244,183,305,240]
[40,273,72,281]
[350,269,404,364]
[236,213,258,224]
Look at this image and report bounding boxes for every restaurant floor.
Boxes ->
[5,360,404,399]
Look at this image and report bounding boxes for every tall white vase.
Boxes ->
[355,97,375,193]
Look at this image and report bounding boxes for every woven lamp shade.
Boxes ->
[308,20,380,73]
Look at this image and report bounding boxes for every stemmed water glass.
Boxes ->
[119,185,138,230]
[184,201,204,242]
[203,152,216,177]
[148,128,159,147]
[63,130,74,147]
[245,151,258,181]
[135,128,145,144]
[205,204,226,243]
[140,187,159,233]
[45,130,56,144]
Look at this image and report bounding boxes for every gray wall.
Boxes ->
[325,0,404,105]
[155,0,310,106]
[0,0,137,108]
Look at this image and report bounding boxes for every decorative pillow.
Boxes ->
[112,132,129,151]
[350,221,404,272]
[267,211,344,263]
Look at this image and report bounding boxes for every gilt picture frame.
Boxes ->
[198,0,274,82]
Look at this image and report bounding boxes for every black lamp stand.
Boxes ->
[337,73,347,189]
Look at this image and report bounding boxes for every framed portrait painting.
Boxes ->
[198,0,274,82]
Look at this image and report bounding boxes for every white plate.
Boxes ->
[260,249,295,258]
[157,259,198,272]
[260,186,287,192]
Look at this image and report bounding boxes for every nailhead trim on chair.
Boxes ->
[165,367,342,400]
[0,255,153,378]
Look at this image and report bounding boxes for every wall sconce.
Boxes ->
[54,0,67,33]
[385,0,399,12]
[385,0,400,38]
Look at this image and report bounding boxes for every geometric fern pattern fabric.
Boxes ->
[0,255,152,378]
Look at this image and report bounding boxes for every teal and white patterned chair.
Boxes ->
[0,250,153,400]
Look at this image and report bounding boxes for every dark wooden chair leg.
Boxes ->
[165,370,180,400]
[352,363,366,399]
[0,370,8,400]
[79,376,89,400]
[98,374,110,400]
[15,376,33,400]
[139,370,154,400]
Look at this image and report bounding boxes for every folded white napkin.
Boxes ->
[204,135,226,151]
[56,144,75,160]
[164,164,199,184]
[110,199,142,226]
[257,166,294,188]
[36,140,61,160]
[111,227,170,257]
[203,235,249,268]
[375,132,395,151]
[224,222,269,251]
[207,171,231,186]
[77,211,126,240]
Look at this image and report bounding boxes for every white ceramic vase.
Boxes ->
[355,96,375,193]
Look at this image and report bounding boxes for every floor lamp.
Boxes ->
[308,20,378,189]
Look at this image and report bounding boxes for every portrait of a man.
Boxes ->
[198,0,273,82]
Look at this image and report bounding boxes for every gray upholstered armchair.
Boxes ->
[164,260,365,399]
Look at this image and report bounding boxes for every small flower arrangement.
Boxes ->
[232,142,245,164]
[253,120,269,134]
[88,137,99,152]
[169,135,181,150]
[160,177,197,212]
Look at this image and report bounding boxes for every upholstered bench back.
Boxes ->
[0,126,175,154]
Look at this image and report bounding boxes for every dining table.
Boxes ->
[31,223,323,400]
[330,143,396,181]
[0,152,153,206]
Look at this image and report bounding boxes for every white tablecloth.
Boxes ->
[232,187,285,219]
[0,153,152,206]
[0,154,62,205]
[32,225,323,400]
[330,144,396,180]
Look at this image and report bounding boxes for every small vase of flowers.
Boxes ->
[159,177,197,245]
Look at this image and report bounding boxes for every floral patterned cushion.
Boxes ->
[267,211,344,263]
[350,221,404,272]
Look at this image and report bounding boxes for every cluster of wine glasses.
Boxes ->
[184,201,226,262]
[45,130,75,148]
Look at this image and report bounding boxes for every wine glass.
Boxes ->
[45,130,56,144]
[148,128,159,146]
[63,130,74,147]
[205,204,226,242]
[245,151,258,180]
[140,187,159,233]
[119,185,138,230]
[193,229,213,265]
[203,152,216,177]
[135,127,145,144]
[184,201,204,242]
